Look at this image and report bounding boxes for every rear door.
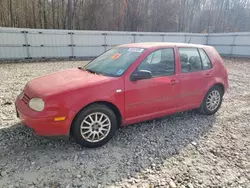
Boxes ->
[177,47,213,109]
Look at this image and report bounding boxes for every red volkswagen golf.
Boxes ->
[15,42,228,148]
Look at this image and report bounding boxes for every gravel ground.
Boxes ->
[0,58,249,188]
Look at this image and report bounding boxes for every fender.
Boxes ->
[202,77,226,101]
[71,98,123,116]
[206,77,226,92]
[68,85,125,123]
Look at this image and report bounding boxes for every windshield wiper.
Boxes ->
[84,68,100,75]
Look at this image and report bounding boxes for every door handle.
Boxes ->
[170,79,178,84]
[205,72,212,77]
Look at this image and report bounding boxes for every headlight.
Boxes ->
[28,98,45,112]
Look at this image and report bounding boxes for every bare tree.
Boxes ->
[68,0,73,29]
[1,0,250,33]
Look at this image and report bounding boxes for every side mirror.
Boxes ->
[130,70,153,81]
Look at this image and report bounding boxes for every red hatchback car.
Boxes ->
[15,42,228,148]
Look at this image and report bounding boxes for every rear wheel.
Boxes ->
[71,104,117,148]
[198,86,223,115]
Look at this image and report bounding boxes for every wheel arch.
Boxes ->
[200,82,225,107]
[211,83,225,95]
[199,82,225,115]
[70,101,122,135]
[206,78,226,96]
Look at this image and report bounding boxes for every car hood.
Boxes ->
[25,68,114,97]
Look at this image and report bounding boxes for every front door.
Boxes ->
[124,48,179,124]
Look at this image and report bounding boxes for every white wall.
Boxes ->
[0,27,250,60]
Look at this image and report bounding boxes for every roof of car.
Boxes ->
[118,42,210,49]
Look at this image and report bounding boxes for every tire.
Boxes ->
[71,104,118,148]
[198,85,223,115]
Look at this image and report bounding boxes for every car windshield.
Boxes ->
[83,47,145,77]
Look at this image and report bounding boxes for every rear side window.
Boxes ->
[198,49,212,70]
[179,48,202,73]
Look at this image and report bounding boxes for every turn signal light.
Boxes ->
[54,117,66,121]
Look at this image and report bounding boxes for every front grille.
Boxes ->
[22,93,30,104]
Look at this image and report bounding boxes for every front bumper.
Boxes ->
[15,98,75,137]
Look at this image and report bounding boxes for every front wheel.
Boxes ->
[71,104,118,148]
[198,86,223,115]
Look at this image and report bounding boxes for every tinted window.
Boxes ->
[137,48,175,77]
[179,48,202,73]
[84,47,145,77]
[198,49,212,70]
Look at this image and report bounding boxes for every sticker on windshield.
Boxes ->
[112,53,121,60]
[116,69,124,75]
[128,48,144,53]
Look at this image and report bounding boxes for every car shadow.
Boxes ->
[0,110,216,187]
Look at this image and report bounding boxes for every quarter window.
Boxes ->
[137,48,175,77]
[179,48,202,73]
[198,49,212,70]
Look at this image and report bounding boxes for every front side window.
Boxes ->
[84,47,145,77]
[179,48,202,73]
[137,48,175,77]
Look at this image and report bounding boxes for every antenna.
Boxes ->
[188,37,192,44]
